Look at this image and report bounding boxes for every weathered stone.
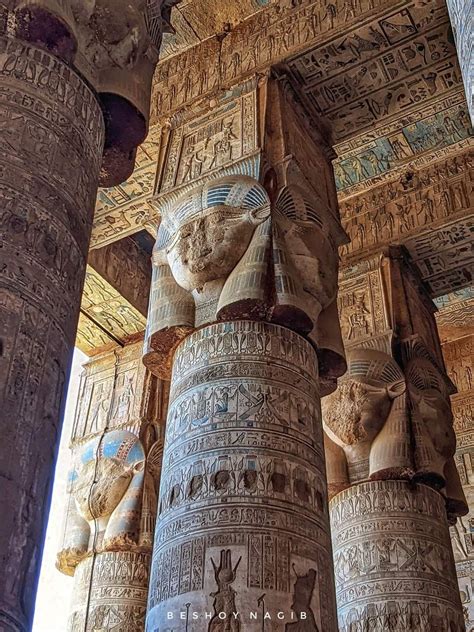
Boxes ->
[56,342,167,630]
[331,480,465,631]
[147,321,338,631]
[0,36,104,631]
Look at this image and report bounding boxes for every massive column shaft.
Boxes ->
[148,321,337,630]
[331,480,463,630]
[324,250,467,631]
[0,38,104,632]
[0,2,175,628]
[143,74,347,629]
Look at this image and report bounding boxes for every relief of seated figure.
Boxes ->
[143,173,346,392]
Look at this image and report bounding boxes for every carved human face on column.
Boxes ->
[144,175,347,389]
[404,349,457,487]
[69,430,146,551]
[165,204,266,292]
[322,348,406,482]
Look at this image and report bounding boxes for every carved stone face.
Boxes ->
[73,458,133,521]
[323,380,391,447]
[166,206,259,291]
[412,388,456,458]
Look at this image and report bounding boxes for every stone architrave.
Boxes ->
[0,3,176,629]
[143,74,347,630]
[324,250,467,631]
[56,342,167,631]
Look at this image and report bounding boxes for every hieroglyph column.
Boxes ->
[0,2,175,629]
[143,74,348,630]
[0,35,104,632]
[324,251,467,631]
[56,343,167,631]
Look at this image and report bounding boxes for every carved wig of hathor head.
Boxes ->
[322,346,467,518]
[143,174,346,389]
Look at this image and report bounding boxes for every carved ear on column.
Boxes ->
[313,299,347,395]
[369,390,415,481]
[217,217,274,321]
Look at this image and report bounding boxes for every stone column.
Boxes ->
[436,293,474,628]
[324,250,467,631]
[0,3,174,629]
[56,342,168,631]
[148,322,337,630]
[331,480,464,630]
[143,74,347,630]
[0,34,104,632]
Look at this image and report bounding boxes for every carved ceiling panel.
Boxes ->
[287,3,459,141]
[435,287,474,342]
[340,147,473,296]
[91,126,161,249]
[160,0,271,59]
[76,266,146,355]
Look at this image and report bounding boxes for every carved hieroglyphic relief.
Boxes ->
[0,37,104,632]
[288,1,462,140]
[68,551,150,632]
[146,321,338,631]
[441,318,474,630]
[76,265,146,355]
[339,149,473,296]
[333,102,471,194]
[435,287,474,342]
[92,126,162,249]
[156,79,259,195]
[159,0,271,59]
[57,342,167,631]
[330,481,465,632]
[151,0,398,123]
